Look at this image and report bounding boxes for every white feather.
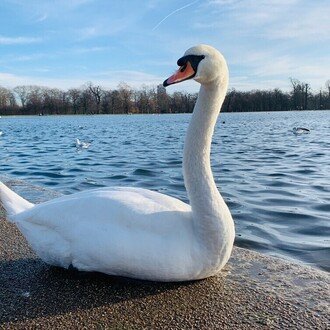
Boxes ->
[0,182,34,218]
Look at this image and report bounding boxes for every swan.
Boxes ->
[0,44,235,282]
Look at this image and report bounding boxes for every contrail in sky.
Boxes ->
[152,0,200,31]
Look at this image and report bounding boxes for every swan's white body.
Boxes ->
[0,45,235,282]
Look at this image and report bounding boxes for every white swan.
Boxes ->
[0,45,235,282]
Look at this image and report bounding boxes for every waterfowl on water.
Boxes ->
[293,127,310,134]
[75,138,91,149]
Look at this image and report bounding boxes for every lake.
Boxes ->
[0,111,329,271]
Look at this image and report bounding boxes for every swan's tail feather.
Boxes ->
[0,182,34,220]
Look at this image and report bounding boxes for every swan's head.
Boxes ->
[163,44,228,87]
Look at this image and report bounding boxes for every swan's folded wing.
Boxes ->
[10,187,195,275]
[12,187,191,234]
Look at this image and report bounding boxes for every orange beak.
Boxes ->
[163,61,196,87]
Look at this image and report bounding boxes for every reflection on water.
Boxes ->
[0,111,329,271]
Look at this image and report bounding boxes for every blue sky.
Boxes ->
[0,0,329,93]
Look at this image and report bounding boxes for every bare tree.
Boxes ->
[135,85,150,113]
[323,80,330,109]
[303,83,311,110]
[157,84,170,113]
[13,85,29,110]
[0,87,16,110]
[325,80,330,98]
[289,78,311,110]
[87,82,103,114]
[2,78,330,115]
[80,87,93,114]
[25,86,45,115]
[67,88,80,114]
[118,82,133,114]
[42,88,65,115]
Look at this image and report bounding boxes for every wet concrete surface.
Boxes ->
[0,207,329,329]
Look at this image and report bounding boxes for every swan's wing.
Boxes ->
[13,187,190,226]
[11,186,192,251]
[11,187,195,276]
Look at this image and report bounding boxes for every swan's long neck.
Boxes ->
[183,77,234,264]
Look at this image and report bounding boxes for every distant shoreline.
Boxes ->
[1,108,329,117]
[1,79,329,115]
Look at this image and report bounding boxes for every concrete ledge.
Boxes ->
[0,207,329,329]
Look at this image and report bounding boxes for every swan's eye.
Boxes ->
[180,64,187,72]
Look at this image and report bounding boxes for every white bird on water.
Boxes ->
[75,138,91,149]
[0,45,235,282]
[293,127,310,134]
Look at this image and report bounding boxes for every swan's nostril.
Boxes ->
[180,64,187,72]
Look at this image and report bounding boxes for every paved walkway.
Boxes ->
[0,207,329,329]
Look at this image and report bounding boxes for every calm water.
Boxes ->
[0,111,329,271]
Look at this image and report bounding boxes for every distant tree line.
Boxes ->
[222,78,330,112]
[0,78,329,115]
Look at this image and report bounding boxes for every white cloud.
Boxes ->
[77,20,130,40]
[229,76,287,91]
[203,0,330,42]
[0,47,109,66]
[78,26,99,39]
[226,45,330,90]
[0,70,164,90]
[35,13,48,22]
[0,35,42,45]
[0,71,263,92]
[14,54,46,62]
[190,0,330,91]
[93,70,164,87]
[71,46,110,54]
[266,6,330,41]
